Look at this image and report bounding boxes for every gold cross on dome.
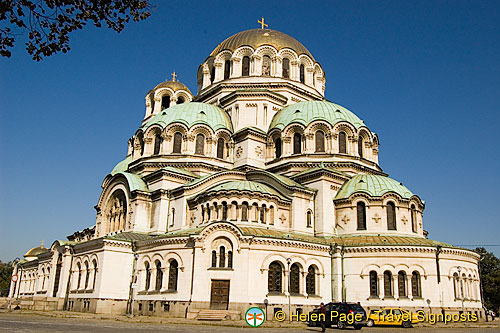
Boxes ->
[171,71,177,82]
[258,17,268,29]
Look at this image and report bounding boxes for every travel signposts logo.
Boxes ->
[245,307,265,327]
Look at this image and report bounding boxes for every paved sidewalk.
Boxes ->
[2,309,500,330]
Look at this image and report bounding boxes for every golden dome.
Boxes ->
[24,246,47,258]
[210,29,314,60]
[154,80,192,94]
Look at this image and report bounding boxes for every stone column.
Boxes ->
[407,274,413,299]
[291,60,299,81]
[202,64,211,89]
[306,67,314,86]
[162,266,169,292]
[213,62,223,83]
[305,133,314,153]
[283,137,291,156]
[393,274,399,299]
[230,57,241,78]
[149,267,156,292]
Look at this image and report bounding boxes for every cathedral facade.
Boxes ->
[9,26,484,320]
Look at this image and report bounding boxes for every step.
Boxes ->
[197,309,228,321]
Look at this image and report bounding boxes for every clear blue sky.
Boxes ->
[1,0,499,261]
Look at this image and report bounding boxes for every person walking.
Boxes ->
[319,302,327,332]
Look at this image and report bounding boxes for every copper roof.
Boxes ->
[210,29,314,60]
[154,80,191,94]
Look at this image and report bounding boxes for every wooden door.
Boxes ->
[210,280,230,310]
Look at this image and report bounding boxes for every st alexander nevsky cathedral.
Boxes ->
[9,21,484,320]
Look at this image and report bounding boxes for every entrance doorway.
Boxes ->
[210,280,230,310]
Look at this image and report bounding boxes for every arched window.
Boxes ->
[145,262,151,290]
[299,64,305,83]
[92,260,98,289]
[412,271,421,297]
[306,210,312,228]
[150,96,155,112]
[210,66,215,83]
[289,263,300,294]
[293,133,302,154]
[242,56,250,76]
[219,246,226,268]
[411,205,417,233]
[161,95,170,110]
[282,58,290,78]
[453,273,459,299]
[306,266,316,295]
[260,205,266,223]
[224,60,231,80]
[357,202,366,230]
[206,203,211,220]
[177,97,185,104]
[53,254,62,297]
[398,271,407,297]
[41,268,45,290]
[241,202,248,221]
[268,261,282,293]
[468,274,473,299]
[358,136,363,158]
[211,250,217,268]
[460,274,465,299]
[315,130,325,152]
[138,134,145,156]
[387,202,397,230]
[168,260,178,291]
[213,203,218,220]
[338,131,346,154]
[171,208,175,226]
[222,202,228,220]
[384,271,393,297]
[217,138,225,159]
[155,261,162,291]
[77,263,82,289]
[369,271,378,296]
[84,262,90,289]
[269,205,274,225]
[195,134,205,155]
[274,137,282,158]
[262,55,271,76]
[173,132,182,154]
[154,134,162,155]
[228,251,233,268]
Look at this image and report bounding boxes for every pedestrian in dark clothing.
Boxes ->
[319,302,327,332]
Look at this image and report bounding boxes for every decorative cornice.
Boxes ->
[194,81,324,104]
[232,127,267,142]
[267,160,386,176]
[219,89,288,106]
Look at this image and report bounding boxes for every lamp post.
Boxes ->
[264,298,268,322]
[287,257,291,322]
[457,266,465,315]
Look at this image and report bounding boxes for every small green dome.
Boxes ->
[335,174,414,200]
[269,100,365,131]
[142,102,233,132]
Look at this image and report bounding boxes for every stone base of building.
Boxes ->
[5,296,486,323]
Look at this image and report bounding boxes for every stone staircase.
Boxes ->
[196,309,229,321]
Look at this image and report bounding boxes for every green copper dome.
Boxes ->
[142,102,233,132]
[335,174,414,200]
[269,100,365,131]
